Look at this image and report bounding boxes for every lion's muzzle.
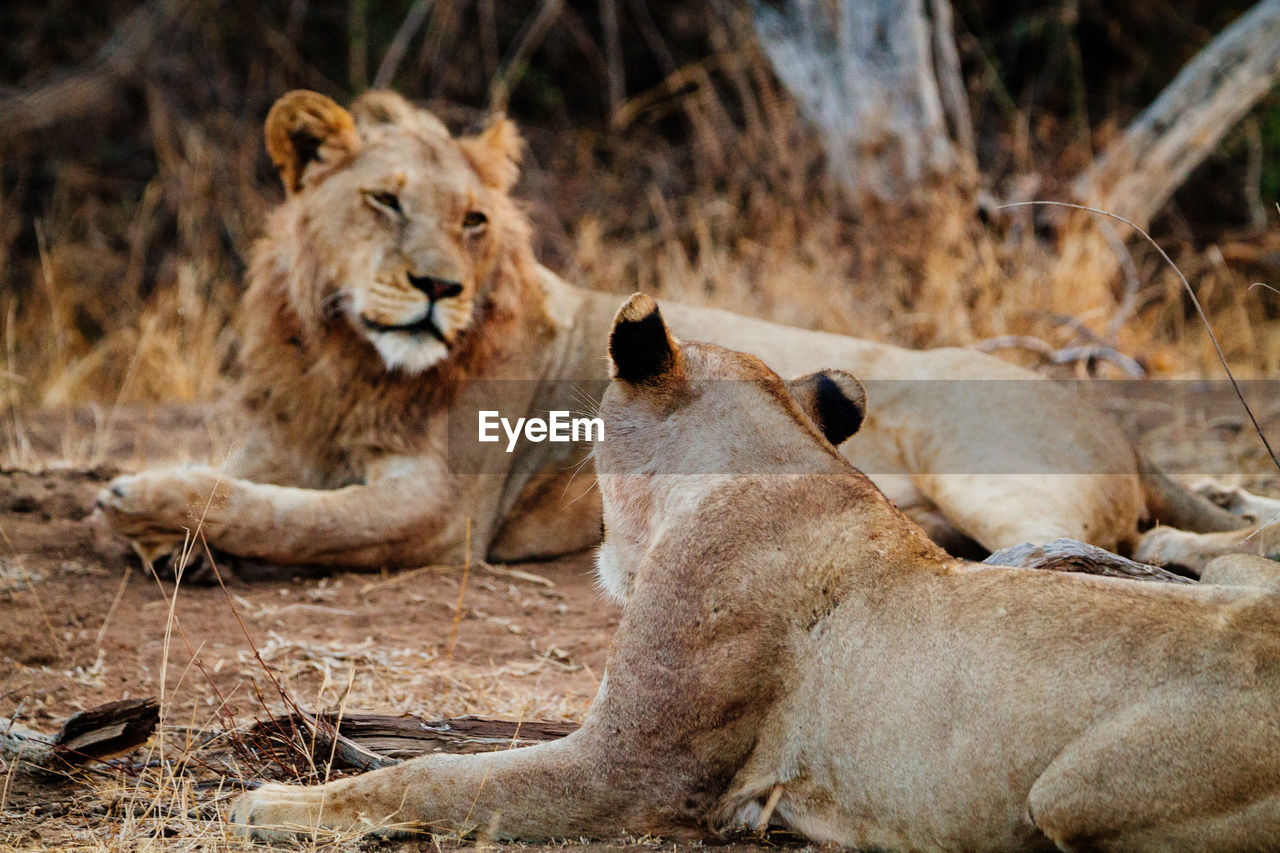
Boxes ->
[360,274,465,347]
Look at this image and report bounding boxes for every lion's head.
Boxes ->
[593,294,869,602]
[260,89,531,374]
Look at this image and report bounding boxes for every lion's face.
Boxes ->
[301,127,496,373]
[264,90,525,373]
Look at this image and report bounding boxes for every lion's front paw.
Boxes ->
[95,466,225,541]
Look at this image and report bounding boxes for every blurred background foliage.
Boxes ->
[2,0,1280,409]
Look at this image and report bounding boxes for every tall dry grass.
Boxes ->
[3,1,1279,426]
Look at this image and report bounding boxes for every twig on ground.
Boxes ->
[478,561,554,588]
[447,518,473,660]
[973,335,1145,377]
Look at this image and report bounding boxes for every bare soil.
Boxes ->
[1,405,630,851]
[3,394,1280,851]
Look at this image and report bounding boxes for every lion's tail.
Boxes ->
[1138,453,1249,533]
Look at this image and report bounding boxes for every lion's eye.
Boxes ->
[463,211,487,230]
[367,191,403,215]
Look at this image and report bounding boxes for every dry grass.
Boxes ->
[0,435,605,850]
[4,7,1280,422]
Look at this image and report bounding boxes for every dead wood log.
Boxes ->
[985,538,1194,584]
[245,711,578,772]
[0,698,159,773]
[1072,0,1280,229]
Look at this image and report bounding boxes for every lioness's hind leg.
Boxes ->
[1027,696,1280,851]
[1199,553,1280,591]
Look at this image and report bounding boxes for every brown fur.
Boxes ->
[230,300,1280,851]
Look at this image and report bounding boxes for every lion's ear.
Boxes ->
[265,90,361,194]
[350,90,450,137]
[458,115,523,192]
[350,90,419,127]
[609,293,685,385]
[787,370,866,447]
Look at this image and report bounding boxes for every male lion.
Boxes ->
[230,295,1280,850]
[98,89,1256,571]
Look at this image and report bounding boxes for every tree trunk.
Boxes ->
[1045,0,1280,327]
[751,0,975,204]
[1072,0,1280,229]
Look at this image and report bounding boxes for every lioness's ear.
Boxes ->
[458,115,523,192]
[609,293,685,385]
[787,370,866,446]
[265,90,360,194]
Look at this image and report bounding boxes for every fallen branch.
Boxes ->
[985,538,1193,584]
[244,711,578,773]
[0,698,159,773]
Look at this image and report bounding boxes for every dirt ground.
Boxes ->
[1,405,631,851]
[3,394,1280,851]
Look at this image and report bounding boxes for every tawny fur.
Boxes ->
[229,300,1280,851]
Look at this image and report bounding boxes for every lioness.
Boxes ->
[98,89,1252,570]
[231,295,1280,850]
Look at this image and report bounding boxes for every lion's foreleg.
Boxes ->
[205,479,484,566]
[99,464,485,568]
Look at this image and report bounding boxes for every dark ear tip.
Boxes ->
[609,294,677,384]
[790,369,866,446]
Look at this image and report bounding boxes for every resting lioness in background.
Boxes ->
[230,295,1280,850]
[97,89,1259,572]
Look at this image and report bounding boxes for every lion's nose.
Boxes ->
[408,274,463,301]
